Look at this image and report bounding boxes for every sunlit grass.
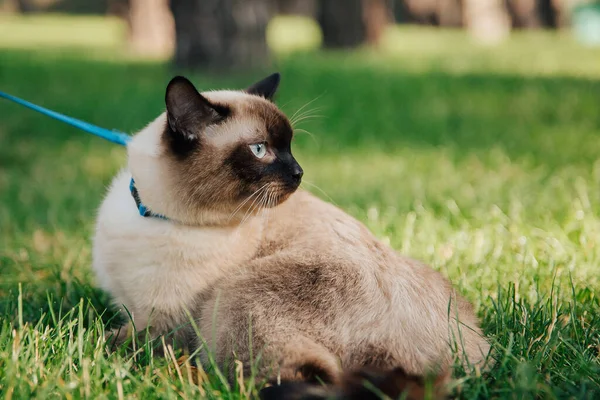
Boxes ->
[380,26,600,78]
[266,15,322,53]
[0,14,125,50]
[1,13,599,399]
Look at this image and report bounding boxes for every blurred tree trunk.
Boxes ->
[128,0,174,57]
[318,0,391,48]
[399,0,439,25]
[4,0,113,13]
[0,0,18,12]
[507,0,541,28]
[276,0,316,16]
[463,0,510,44]
[539,0,558,27]
[10,0,35,12]
[396,0,463,26]
[437,0,463,26]
[551,0,584,27]
[363,0,393,45]
[507,0,561,28]
[171,0,275,70]
[318,0,366,48]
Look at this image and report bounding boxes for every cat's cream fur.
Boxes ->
[93,75,490,390]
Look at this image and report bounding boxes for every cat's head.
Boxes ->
[127,73,303,225]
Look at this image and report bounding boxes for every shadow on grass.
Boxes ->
[0,275,121,330]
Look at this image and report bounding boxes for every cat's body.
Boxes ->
[93,74,490,395]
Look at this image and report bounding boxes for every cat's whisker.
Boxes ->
[290,114,324,128]
[291,107,323,121]
[293,128,319,146]
[263,186,276,228]
[240,184,269,226]
[289,95,324,124]
[240,190,264,226]
[293,128,315,137]
[290,104,314,124]
[261,184,273,210]
[301,180,338,206]
[279,100,292,109]
[293,111,324,120]
[290,107,324,125]
[228,183,270,223]
[260,186,271,226]
[235,184,269,211]
[260,204,269,228]
[269,187,276,208]
[252,186,270,224]
[260,185,274,218]
[290,112,323,128]
[258,185,268,210]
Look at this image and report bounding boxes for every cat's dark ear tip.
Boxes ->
[246,73,281,101]
[167,76,193,89]
[264,72,281,88]
[270,72,281,82]
[165,76,200,107]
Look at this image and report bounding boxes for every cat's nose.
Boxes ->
[291,166,303,183]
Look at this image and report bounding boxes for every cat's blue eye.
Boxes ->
[249,143,267,159]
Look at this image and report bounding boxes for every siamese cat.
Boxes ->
[93,73,490,397]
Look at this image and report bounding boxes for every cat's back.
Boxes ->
[266,190,395,263]
[266,190,473,324]
[258,190,428,310]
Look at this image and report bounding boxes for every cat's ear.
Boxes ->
[165,76,228,140]
[246,73,280,101]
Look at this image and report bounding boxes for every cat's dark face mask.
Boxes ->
[162,73,302,214]
[224,106,303,207]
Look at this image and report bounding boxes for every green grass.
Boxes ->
[1,13,600,399]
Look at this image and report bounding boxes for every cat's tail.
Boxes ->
[259,365,449,400]
[258,340,449,400]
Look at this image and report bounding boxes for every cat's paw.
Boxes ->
[104,323,134,351]
[104,324,171,356]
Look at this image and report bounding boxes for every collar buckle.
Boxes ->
[129,178,168,220]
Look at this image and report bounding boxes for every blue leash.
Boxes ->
[0,90,167,219]
[0,90,131,146]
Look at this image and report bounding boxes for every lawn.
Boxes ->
[1,13,600,399]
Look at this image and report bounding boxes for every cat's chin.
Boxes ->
[271,190,294,205]
[248,188,297,212]
[268,185,300,207]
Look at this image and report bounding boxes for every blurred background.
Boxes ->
[1,1,600,397]
[2,0,600,63]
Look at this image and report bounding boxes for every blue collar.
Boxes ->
[129,178,168,220]
[0,90,168,221]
